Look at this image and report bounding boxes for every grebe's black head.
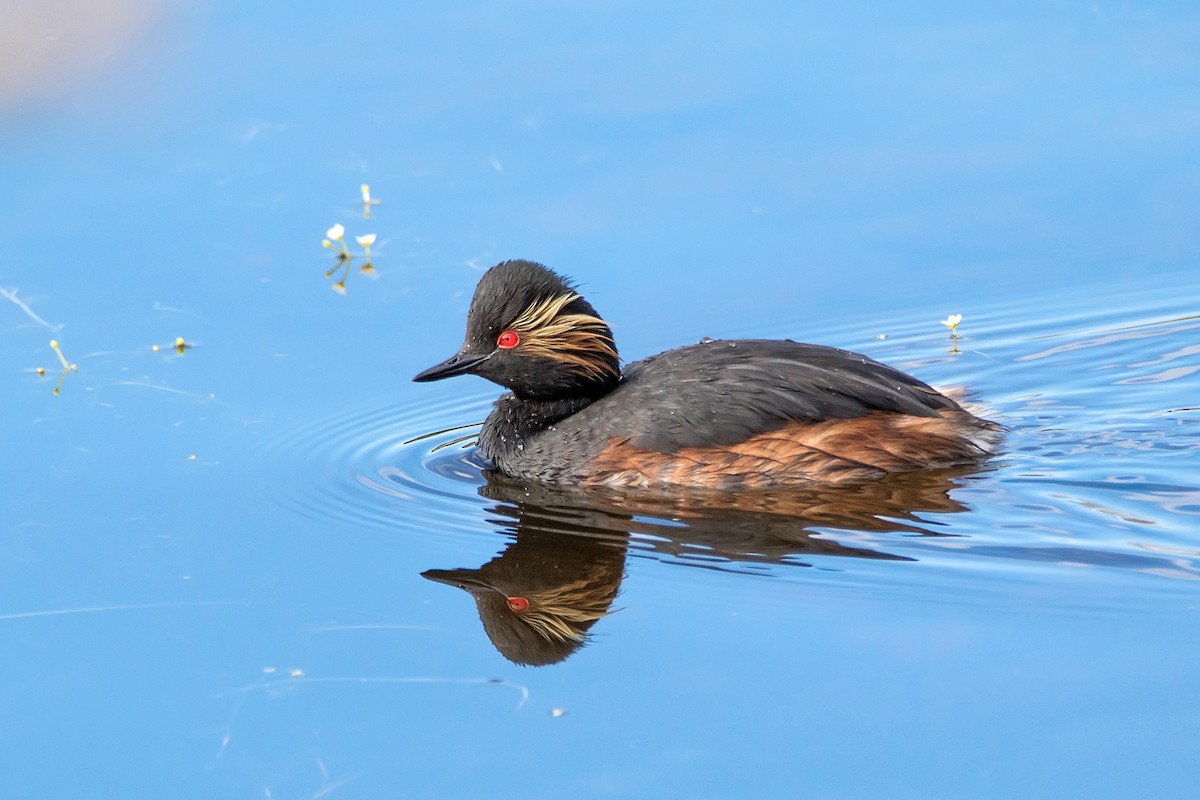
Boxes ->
[413,260,620,400]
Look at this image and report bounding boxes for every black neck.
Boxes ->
[479,392,601,467]
[498,393,598,435]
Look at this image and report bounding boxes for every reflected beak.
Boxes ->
[421,568,492,592]
[412,350,492,382]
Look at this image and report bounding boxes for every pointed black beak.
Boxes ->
[412,350,492,382]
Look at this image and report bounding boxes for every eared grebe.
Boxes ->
[414,260,1002,488]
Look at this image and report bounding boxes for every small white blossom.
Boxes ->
[323,224,351,258]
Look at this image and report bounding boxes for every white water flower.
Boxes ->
[360,184,380,218]
[323,224,351,257]
[356,233,377,248]
[941,313,963,330]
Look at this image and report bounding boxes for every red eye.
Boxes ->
[507,596,529,612]
[497,331,520,349]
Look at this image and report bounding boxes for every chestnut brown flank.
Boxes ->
[586,409,998,488]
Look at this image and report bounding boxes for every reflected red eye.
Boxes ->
[497,331,520,349]
[507,596,529,612]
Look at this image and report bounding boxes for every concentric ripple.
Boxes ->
[255,390,496,534]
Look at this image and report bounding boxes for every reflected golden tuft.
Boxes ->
[514,576,618,646]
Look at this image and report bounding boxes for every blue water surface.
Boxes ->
[3,2,1199,798]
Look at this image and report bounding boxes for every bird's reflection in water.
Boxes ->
[424,524,625,667]
[423,468,980,666]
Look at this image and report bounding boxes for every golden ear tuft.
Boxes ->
[509,293,583,332]
[508,292,618,381]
